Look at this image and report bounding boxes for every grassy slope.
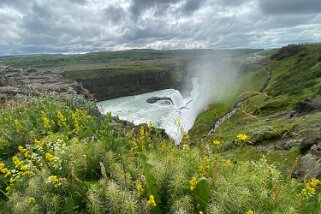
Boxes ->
[189,65,268,139]
[190,44,321,174]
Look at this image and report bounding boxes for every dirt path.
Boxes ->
[208,64,272,135]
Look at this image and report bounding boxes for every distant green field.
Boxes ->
[65,64,168,79]
[0,49,261,69]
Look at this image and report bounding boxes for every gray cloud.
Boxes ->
[0,0,321,56]
[259,0,321,15]
[104,6,126,24]
[182,0,205,15]
[129,0,178,20]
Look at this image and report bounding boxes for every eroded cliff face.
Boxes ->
[0,60,191,103]
[76,70,184,101]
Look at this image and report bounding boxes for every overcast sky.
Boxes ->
[0,0,321,56]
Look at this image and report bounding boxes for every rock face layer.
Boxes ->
[0,66,93,101]
[75,70,184,101]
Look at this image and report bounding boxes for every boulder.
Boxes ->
[147,97,174,105]
[293,153,321,179]
[299,134,321,154]
[310,143,321,156]
[294,98,321,114]
[249,126,283,145]
[275,139,301,150]
[293,134,321,180]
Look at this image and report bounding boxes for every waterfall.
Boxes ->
[97,89,184,143]
[97,80,200,144]
[169,90,184,107]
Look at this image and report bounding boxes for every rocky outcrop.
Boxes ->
[271,45,301,60]
[0,66,93,102]
[294,98,321,114]
[146,97,174,105]
[293,134,321,180]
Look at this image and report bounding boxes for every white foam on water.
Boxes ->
[97,89,184,143]
[96,78,202,144]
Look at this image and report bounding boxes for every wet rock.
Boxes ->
[294,98,321,114]
[147,97,173,105]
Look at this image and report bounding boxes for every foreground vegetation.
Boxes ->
[0,92,320,214]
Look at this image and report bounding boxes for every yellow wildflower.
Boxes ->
[199,211,204,214]
[237,134,248,141]
[310,178,320,186]
[23,171,34,176]
[9,177,15,183]
[148,195,156,207]
[20,165,27,171]
[56,110,66,127]
[50,119,55,126]
[18,146,26,153]
[28,197,36,204]
[189,177,198,191]
[12,155,22,169]
[225,159,232,167]
[136,182,144,196]
[0,163,5,170]
[41,111,51,129]
[182,143,190,151]
[72,109,83,132]
[183,133,190,141]
[302,178,320,198]
[5,186,11,192]
[1,167,9,174]
[4,171,11,178]
[45,152,55,162]
[14,119,23,129]
[246,209,254,214]
[48,175,61,187]
[34,139,45,149]
[140,126,145,136]
[213,140,221,145]
[198,156,210,177]
[24,151,31,158]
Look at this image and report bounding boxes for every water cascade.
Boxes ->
[97,79,200,143]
